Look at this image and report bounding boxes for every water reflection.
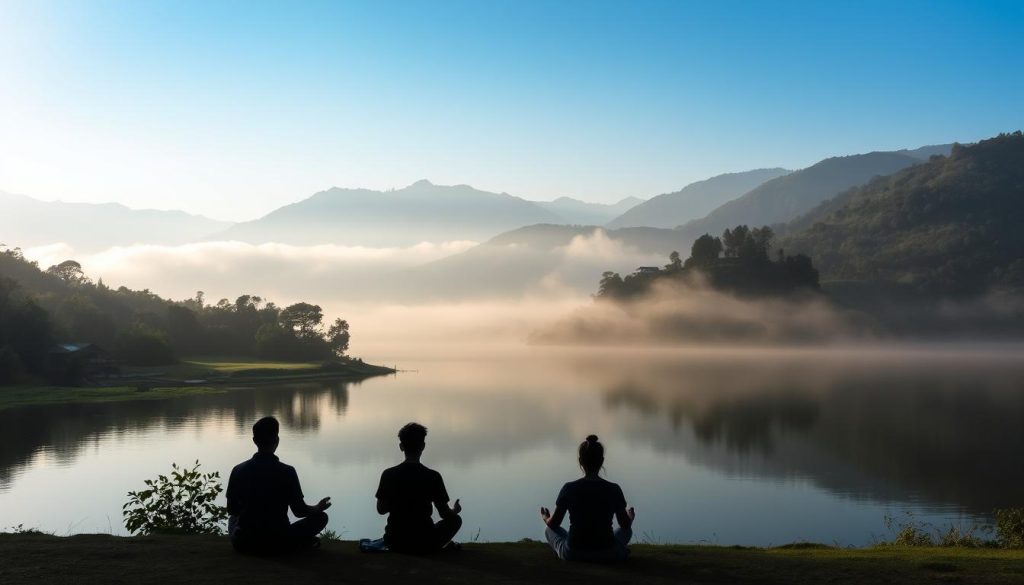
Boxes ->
[0,380,353,490]
[579,349,1024,514]
[1,346,1022,542]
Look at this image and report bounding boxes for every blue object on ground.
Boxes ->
[359,538,390,553]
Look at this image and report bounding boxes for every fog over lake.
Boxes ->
[2,344,1020,545]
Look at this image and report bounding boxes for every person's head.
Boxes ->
[252,416,280,453]
[578,434,604,475]
[398,422,427,458]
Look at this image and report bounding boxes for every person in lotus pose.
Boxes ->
[540,434,635,562]
[226,416,332,554]
[375,422,463,553]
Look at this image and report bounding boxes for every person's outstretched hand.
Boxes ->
[316,497,332,512]
[452,498,462,515]
[540,507,552,525]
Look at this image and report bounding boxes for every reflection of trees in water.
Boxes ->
[0,380,352,490]
[607,381,819,454]
[595,355,1024,514]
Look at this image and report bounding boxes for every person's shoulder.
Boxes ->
[231,458,253,474]
[601,478,625,497]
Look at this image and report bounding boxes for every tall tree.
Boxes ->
[279,302,324,340]
[689,234,723,267]
[46,260,90,286]
[327,319,350,357]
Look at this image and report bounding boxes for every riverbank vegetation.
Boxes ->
[0,247,367,385]
[2,533,1023,585]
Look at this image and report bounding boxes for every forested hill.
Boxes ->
[673,150,943,247]
[782,132,1024,295]
[0,248,355,384]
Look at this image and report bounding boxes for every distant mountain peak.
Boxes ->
[409,179,434,188]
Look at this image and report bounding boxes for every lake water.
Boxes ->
[1,344,1022,546]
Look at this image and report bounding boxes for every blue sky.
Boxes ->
[1,0,1022,220]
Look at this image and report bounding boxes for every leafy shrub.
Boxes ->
[995,508,1024,548]
[888,523,934,547]
[123,461,227,535]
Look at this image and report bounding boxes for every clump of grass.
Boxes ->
[876,512,991,548]
[320,529,345,542]
[936,524,989,548]
[774,542,835,550]
[3,524,46,535]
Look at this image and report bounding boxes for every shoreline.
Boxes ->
[0,358,396,411]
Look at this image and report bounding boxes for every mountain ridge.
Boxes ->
[213,180,565,246]
[0,191,231,252]
[673,147,952,247]
[606,168,791,229]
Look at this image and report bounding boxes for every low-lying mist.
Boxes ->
[530,276,868,346]
[21,235,1023,361]
[22,231,662,303]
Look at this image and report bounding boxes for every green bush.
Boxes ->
[995,508,1024,548]
[123,461,227,535]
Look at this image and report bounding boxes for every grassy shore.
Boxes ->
[1,534,1023,584]
[126,357,395,380]
[0,358,395,410]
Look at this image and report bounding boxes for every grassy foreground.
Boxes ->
[2,534,1024,585]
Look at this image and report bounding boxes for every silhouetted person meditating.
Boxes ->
[226,416,331,554]
[374,422,463,553]
[541,435,635,562]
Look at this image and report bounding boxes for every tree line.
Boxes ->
[597,225,820,300]
[0,246,351,384]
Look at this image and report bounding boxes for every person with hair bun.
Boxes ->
[540,435,635,562]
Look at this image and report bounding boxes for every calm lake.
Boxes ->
[1,345,1022,546]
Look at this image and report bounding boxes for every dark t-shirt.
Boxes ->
[226,453,303,535]
[375,461,448,547]
[556,478,627,550]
